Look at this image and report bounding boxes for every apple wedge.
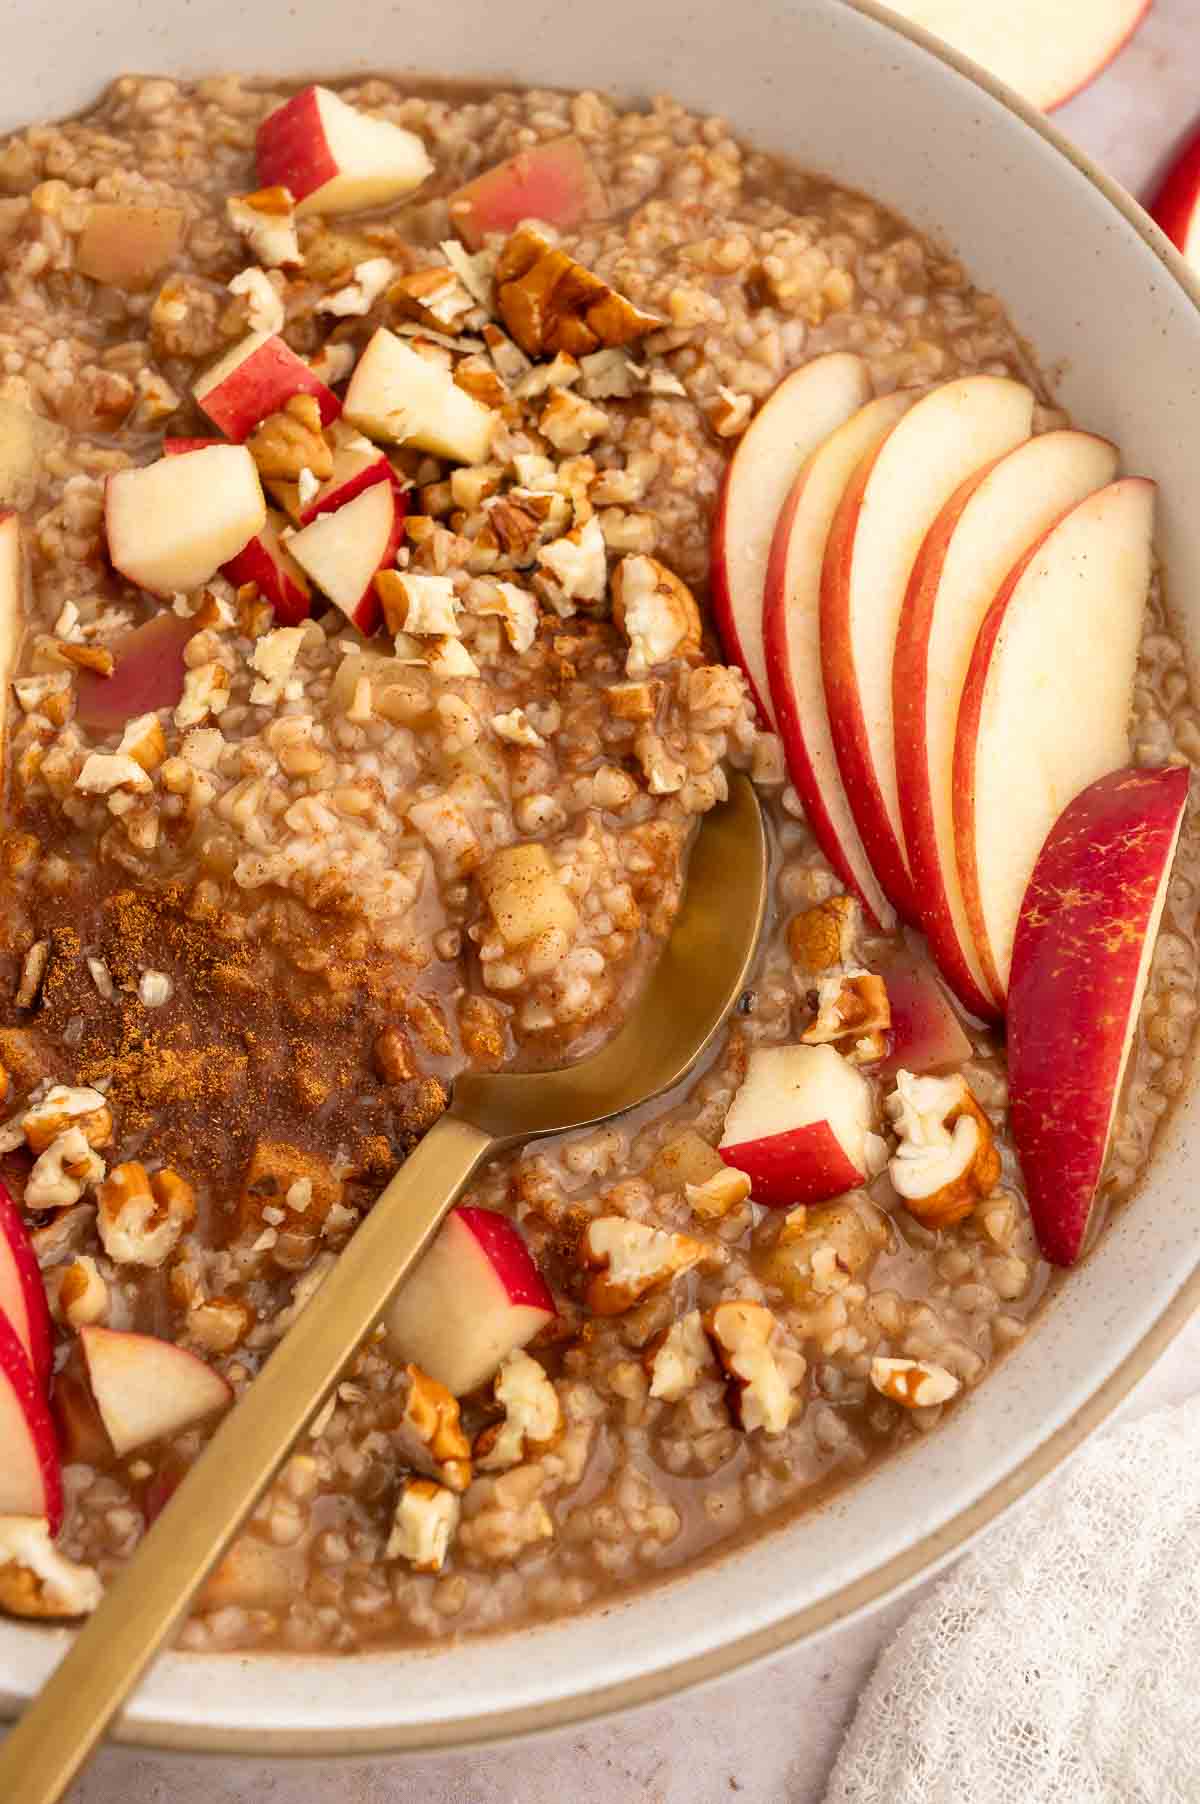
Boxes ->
[0,1182,52,1388]
[74,610,195,731]
[895,428,1118,1016]
[718,1043,877,1208]
[765,390,912,929]
[1009,764,1189,1265]
[1150,122,1200,274]
[877,958,973,1080]
[222,508,312,625]
[194,331,341,442]
[448,135,605,251]
[288,478,408,633]
[105,446,266,597]
[298,424,391,526]
[256,85,433,218]
[820,374,1032,923]
[0,1315,61,1530]
[385,1206,556,1396]
[711,352,871,722]
[880,0,1149,110]
[343,327,496,466]
[79,1325,232,1457]
[954,477,1155,1002]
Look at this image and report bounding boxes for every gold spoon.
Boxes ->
[0,770,767,1803]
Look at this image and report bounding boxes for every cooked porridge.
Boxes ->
[0,73,1194,1647]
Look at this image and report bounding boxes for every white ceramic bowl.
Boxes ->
[3,0,1199,1754]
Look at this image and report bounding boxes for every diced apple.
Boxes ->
[105,446,266,597]
[895,429,1118,1017]
[343,328,495,466]
[0,399,61,511]
[298,423,391,525]
[79,1325,233,1457]
[75,203,183,291]
[74,610,195,731]
[0,1314,61,1532]
[0,1181,52,1389]
[163,437,223,456]
[953,478,1154,1002]
[820,376,1033,922]
[719,1043,876,1209]
[194,331,341,442]
[711,352,871,724]
[222,508,312,625]
[287,478,407,633]
[256,85,432,218]
[877,959,973,1080]
[385,1205,556,1396]
[51,1369,111,1468]
[1151,121,1200,273]
[764,390,912,930]
[1009,764,1189,1265]
[882,0,1149,111]
[448,135,605,251]
[478,842,579,946]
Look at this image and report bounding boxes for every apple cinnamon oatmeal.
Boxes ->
[0,73,1195,1651]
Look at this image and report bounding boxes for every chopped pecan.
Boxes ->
[0,1518,102,1619]
[26,1129,105,1212]
[23,1085,112,1155]
[582,1215,715,1314]
[475,1348,563,1469]
[239,1140,343,1234]
[870,1356,960,1409]
[800,970,891,1066]
[704,1300,805,1435]
[389,266,475,335]
[403,1365,473,1492]
[97,1162,195,1267]
[246,394,334,481]
[645,1309,715,1402]
[685,1166,751,1221]
[50,1255,109,1330]
[386,1477,459,1572]
[610,554,702,675]
[886,1071,1001,1229]
[495,226,660,360]
[374,1024,417,1085]
[787,895,860,975]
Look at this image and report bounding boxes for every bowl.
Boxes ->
[2,0,1199,1755]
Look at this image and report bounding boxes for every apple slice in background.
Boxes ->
[880,0,1148,110]
[876,957,973,1080]
[1150,121,1200,274]
[953,477,1155,1003]
[105,446,266,597]
[895,428,1119,1017]
[222,508,312,625]
[718,1043,877,1208]
[1009,763,1189,1266]
[343,328,496,466]
[0,1181,52,1388]
[288,478,408,633]
[448,136,605,251]
[385,1206,556,1396]
[194,331,342,442]
[79,1326,233,1458]
[256,84,433,218]
[298,425,392,526]
[710,352,871,723]
[73,611,195,732]
[765,390,912,929]
[0,1314,61,1531]
[820,375,1033,924]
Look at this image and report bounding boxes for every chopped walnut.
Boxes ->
[376,571,460,637]
[75,752,152,796]
[704,1300,806,1435]
[800,970,891,1065]
[870,1356,960,1409]
[0,1517,102,1619]
[386,1477,459,1572]
[611,554,702,676]
[227,187,301,269]
[539,388,610,454]
[475,1348,563,1469]
[246,394,333,481]
[26,1128,106,1212]
[317,256,396,319]
[485,489,568,561]
[116,713,167,773]
[470,580,540,654]
[646,1309,715,1402]
[787,895,861,974]
[49,1255,108,1329]
[495,226,660,360]
[582,1215,715,1314]
[22,1085,112,1154]
[685,1165,751,1221]
[174,662,231,729]
[97,1162,195,1267]
[886,1071,1001,1229]
[229,267,285,337]
[537,514,607,608]
[402,1365,473,1493]
[389,266,475,335]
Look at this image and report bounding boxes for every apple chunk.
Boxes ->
[194,331,341,442]
[75,203,183,291]
[880,0,1149,111]
[894,429,1118,1017]
[222,508,312,625]
[877,959,973,1080]
[298,424,391,526]
[288,479,408,633]
[765,390,912,930]
[719,1043,876,1209]
[0,1181,52,1388]
[385,1205,556,1396]
[0,1314,61,1531]
[105,446,266,597]
[256,85,432,218]
[820,375,1033,922]
[1009,764,1189,1265]
[79,1325,233,1457]
[953,478,1155,1003]
[343,327,495,466]
[448,135,605,251]
[711,352,871,723]
[74,610,195,731]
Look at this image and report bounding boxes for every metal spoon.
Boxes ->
[0,770,767,1803]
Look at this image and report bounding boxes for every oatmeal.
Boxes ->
[0,73,1194,1653]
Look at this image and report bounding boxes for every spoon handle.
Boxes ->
[0,1110,495,1804]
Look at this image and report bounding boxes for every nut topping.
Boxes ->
[886,1071,1002,1229]
[474,1348,563,1469]
[704,1300,805,1435]
[800,970,891,1066]
[386,1476,460,1572]
[495,226,660,360]
[870,1356,960,1409]
[582,1215,716,1314]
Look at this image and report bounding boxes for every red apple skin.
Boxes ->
[455,1206,555,1311]
[0,1179,52,1389]
[448,136,604,252]
[52,1367,112,1468]
[1045,0,1151,111]
[222,510,312,625]
[196,335,341,442]
[73,610,195,731]
[719,1124,865,1210]
[256,87,337,205]
[1009,763,1190,1267]
[0,1312,62,1532]
[819,446,921,925]
[1150,121,1200,261]
[163,437,224,456]
[878,959,974,1081]
[298,450,391,527]
[709,464,772,724]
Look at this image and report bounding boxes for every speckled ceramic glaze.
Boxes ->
[2,0,1199,1753]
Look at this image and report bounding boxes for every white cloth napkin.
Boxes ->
[822,1399,1200,1804]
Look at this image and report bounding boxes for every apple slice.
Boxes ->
[0,1315,61,1531]
[343,328,495,466]
[1009,764,1189,1265]
[105,446,266,597]
[765,390,912,929]
[74,610,195,731]
[448,135,605,251]
[895,429,1119,1016]
[711,352,871,723]
[879,0,1149,111]
[954,478,1155,1002]
[718,1043,876,1209]
[1150,122,1200,273]
[288,478,408,633]
[194,331,341,442]
[0,1182,51,1389]
[222,508,312,625]
[298,424,391,526]
[256,85,432,218]
[821,375,1033,922]
[877,958,973,1080]
[79,1325,232,1457]
[385,1205,556,1396]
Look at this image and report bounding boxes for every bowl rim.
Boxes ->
[7,0,1200,1757]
